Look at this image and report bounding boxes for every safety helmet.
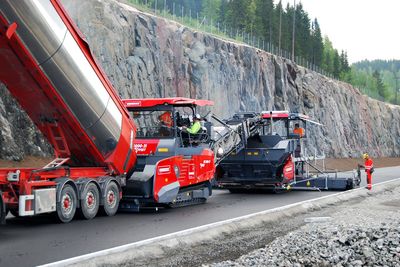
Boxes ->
[362,153,369,159]
[195,114,201,120]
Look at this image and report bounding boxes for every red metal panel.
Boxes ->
[193,149,216,184]
[0,167,109,182]
[262,113,290,119]
[152,149,215,202]
[153,156,181,202]
[0,166,109,207]
[123,98,214,108]
[283,156,295,182]
[174,149,215,188]
[133,139,160,156]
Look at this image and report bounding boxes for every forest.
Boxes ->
[129,0,399,104]
[351,60,400,104]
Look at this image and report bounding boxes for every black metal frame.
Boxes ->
[0,191,5,225]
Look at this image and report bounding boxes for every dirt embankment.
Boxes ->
[0,156,52,168]
[322,158,400,171]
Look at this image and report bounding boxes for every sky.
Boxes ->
[275,0,400,63]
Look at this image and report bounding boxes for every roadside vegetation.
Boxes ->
[126,0,399,104]
[351,60,400,104]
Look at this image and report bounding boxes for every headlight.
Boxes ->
[174,165,180,177]
[217,147,224,158]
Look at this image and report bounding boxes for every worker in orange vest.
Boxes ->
[159,111,173,127]
[158,111,173,136]
[362,153,374,190]
[293,123,305,138]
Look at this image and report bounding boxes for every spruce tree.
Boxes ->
[201,0,222,23]
[373,70,386,98]
[311,18,323,67]
[333,50,340,78]
[294,3,311,59]
[223,0,250,32]
[284,3,294,53]
[254,0,274,45]
[273,1,284,51]
[322,36,334,74]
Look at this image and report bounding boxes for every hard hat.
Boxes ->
[362,153,369,159]
[195,114,201,120]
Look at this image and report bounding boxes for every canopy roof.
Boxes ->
[123,97,214,108]
[261,111,323,126]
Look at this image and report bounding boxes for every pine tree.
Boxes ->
[219,0,229,28]
[283,3,294,53]
[373,70,386,98]
[294,3,311,59]
[201,0,222,23]
[159,0,202,17]
[223,0,250,32]
[322,36,334,73]
[245,0,257,37]
[333,50,340,78]
[311,18,323,66]
[254,0,274,45]
[272,1,284,50]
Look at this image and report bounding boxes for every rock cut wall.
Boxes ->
[0,0,399,160]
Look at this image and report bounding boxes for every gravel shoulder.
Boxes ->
[206,188,400,267]
[132,186,400,267]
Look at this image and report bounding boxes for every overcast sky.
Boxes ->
[275,0,400,63]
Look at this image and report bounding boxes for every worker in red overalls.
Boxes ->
[362,153,374,190]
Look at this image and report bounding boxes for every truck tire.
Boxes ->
[57,184,77,223]
[79,183,100,220]
[102,181,120,217]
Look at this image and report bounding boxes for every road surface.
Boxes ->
[0,166,399,267]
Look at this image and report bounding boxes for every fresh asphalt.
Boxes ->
[0,166,399,267]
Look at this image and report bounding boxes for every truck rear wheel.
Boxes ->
[79,183,100,220]
[102,181,120,216]
[57,184,77,223]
